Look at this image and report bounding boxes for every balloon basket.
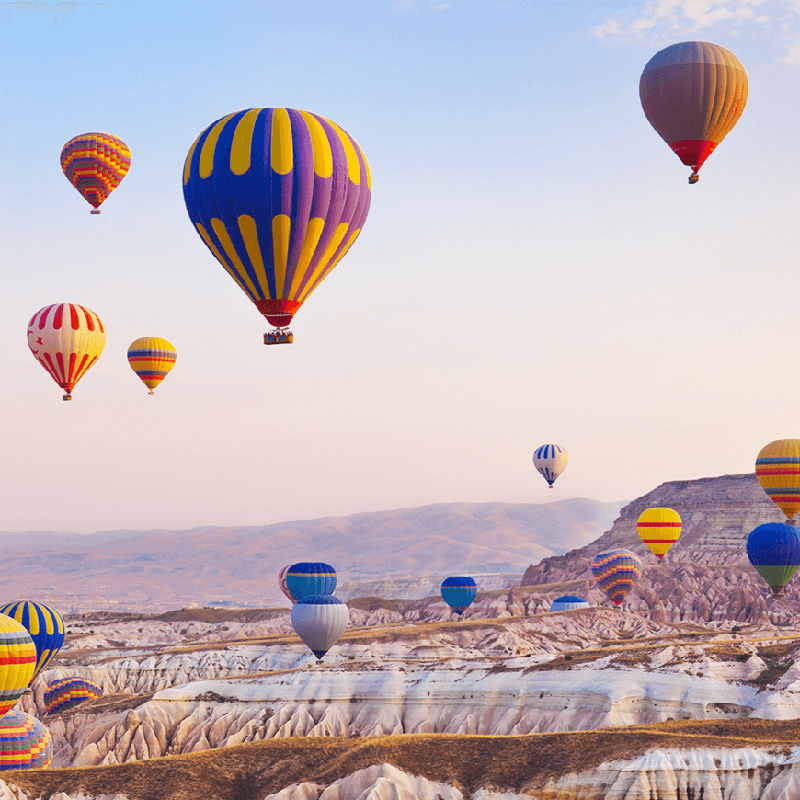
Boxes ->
[148,391,154,396]
[264,329,293,346]
[688,173,699,185]
[62,394,72,401]
[90,209,101,215]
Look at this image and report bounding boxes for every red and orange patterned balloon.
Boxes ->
[27,303,106,400]
[60,133,131,213]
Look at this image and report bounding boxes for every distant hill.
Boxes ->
[0,499,623,613]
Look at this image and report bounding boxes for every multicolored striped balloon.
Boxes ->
[756,440,800,521]
[183,108,371,333]
[0,711,51,770]
[278,565,295,605]
[0,602,64,681]
[44,677,102,715]
[285,563,337,603]
[549,595,590,612]
[440,577,478,615]
[640,42,747,183]
[127,337,177,395]
[533,444,568,488]
[27,303,106,400]
[60,132,131,213]
[0,615,37,717]
[591,549,643,606]
[637,508,682,560]
[747,522,800,597]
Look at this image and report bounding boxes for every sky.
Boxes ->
[1,0,800,533]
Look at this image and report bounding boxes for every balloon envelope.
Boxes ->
[747,522,800,596]
[0,616,36,717]
[183,108,371,330]
[278,565,295,605]
[0,711,51,770]
[44,677,103,715]
[549,595,590,612]
[0,601,64,681]
[591,549,642,606]
[291,595,349,659]
[127,337,177,394]
[286,563,337,603]
[60,132,130,212]
[27,304,106,400]
[637,508,682,560]
[533,444,568,488]
[639,41,747,179]
[440,577,477,615]
[756,439,800,521]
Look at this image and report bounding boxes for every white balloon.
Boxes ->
[291,596,349,660]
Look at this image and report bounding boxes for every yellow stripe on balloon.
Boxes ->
[183,133,202,185]
[195,223,251,297]
[237,215,271,298]
[288,217,326,299]
[326,119,361,185]
[27,603,39,636]
[199,113,237,179]
[270,108,293,175]
[364,155,371,191]
[299,111,333,177]
[230,109,261,176]
[313,228,361,289]
[211,219,261,298]
[272,214,291,297]
[298,223,349,302]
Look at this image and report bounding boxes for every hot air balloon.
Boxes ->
[285,563,337,603]
[291,595,349,661]
[591,549,642,606]
[0,711,51,770]
[0,616,36,718]
[440,577,477,615]
[756,440,800,522]
[44,677,102,715]
[640,41,747,184]
[27,304,106,400]
[747,522,800,597]
[549,595,590,612]
[637,508,682,560]
[0,602,64,682]
[60,133,131,213]
[278,565,295,605]
[533,444,568,488]
[182,108,371,343]
[127,337,177,395]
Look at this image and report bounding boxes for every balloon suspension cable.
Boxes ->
[62,393,72,401]
[688,170,699,185]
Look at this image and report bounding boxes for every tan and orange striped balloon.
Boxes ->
[640,41,747,181]
[637,508,681,560]
[756,439,800,521]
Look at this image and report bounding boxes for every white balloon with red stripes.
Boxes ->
[27,303,106,401]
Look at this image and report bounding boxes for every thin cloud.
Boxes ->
[392,0,418,11]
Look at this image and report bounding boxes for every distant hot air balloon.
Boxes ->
[286,563,337,603]
[27,304,106,400]
[640,41,747,184]
[0,616,36,718]
[591,549,642,606]
[533,444,568,488]
[291,595,349,661]
[182,108,371,342]
[127,337,177,395]
[44,677,102,715]
[549,595,590,612]
[278,565,295,605]
[0,711,51,770]
[440,577,477,615]
[747,522,800,597]
[756,440,800,522]
[60,133,131,213]
[637,508,682,560]
[0,601,64,682]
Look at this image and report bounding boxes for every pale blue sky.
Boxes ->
[1,0,800,532]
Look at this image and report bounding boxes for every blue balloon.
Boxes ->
[285,563,337,603]
[0,601,65,681]
[441,577,477,615]
[549,595,590,612]
[746,522,800,595]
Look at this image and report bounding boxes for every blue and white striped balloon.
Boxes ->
[285,563,337,603]
[291,595,349,660]
[533,444,568,488]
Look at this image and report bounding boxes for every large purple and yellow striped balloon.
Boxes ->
[183,108,371,331]
[591,549,642,606]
